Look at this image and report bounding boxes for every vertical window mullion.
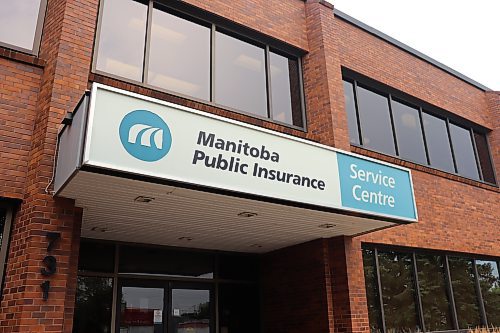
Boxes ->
[374,248,387,333]
[445,119,459,173]
[412,252,426,332]
[352,81,363,145]
[387,95,399,156]
[418,107,431,165]
[210,24,216,102]
[472,259,488,326]
[265,45,273,119]
[444,255,460,330]
[470,129,484,181]
[142,0,154,84]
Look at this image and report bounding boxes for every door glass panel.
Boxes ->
[171,288,210,333]
[120,287,164,333]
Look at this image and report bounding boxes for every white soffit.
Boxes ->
[61,171,393,253]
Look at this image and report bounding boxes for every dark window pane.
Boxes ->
[448,257,481,328]
[95,0,147,82]
[343,80,360,145]
[362,249,383,333]
[120,286,164,332]
[73,276,113,333]
[476,260,500,326]
[219,284,260,333]
[218,254,260,281]
[0,0,42,51]
[378,251,420,333]
[474,132,496,183]
[78,240,115,273]
[391,100,427,165]
[147,8,210,100]
[356,86,396,155]
[449,124,480,180]
[119,246,214,278]
[269,52,303,127]
[422,112,455,172]
[415,254,453,331]
[172,288,210,333]
[0,210,5,248]
[215,31,267,117]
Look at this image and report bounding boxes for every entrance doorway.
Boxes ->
[118,281,213,333]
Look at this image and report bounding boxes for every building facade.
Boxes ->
[0,0,498,333]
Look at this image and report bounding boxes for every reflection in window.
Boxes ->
[269,52,303,127]
[448,257,481,329]
[73,276,113,333]
[378,251,420,333]
[215,31,268,117]
[476,260,500,326]
[95,0,147,82]
[356,86,396,155]
[362,249,383,333]
[474,132,496,184]
[0,0,43,52]
[342,80,360,145]
[391,100,427,165]
[449,124,480,180]
[415,255,453,331]
[148,7,210,100]
[422,112,455,173]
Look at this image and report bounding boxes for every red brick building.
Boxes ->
[0,1,498,333]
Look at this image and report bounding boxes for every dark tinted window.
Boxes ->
[474,132,496,184]
[73,276,113,333]
[215,31,267,117]
[343,80,360,144]
[0,0,43,51]
[449,124,480,180]
[448,257,481,328]
[422,112,455,173]
[476,260,500,326]
[362,249,383,333]
[219,254,259,281]
[356,86,396,155]
[415,254,453,331]
[391,100,427,165]
[78,240,115,273]
[378,251,420,333]
[0,210,5,248]
[270,52,303,127]
[119,246,214,278]
[147,7,210,100]
[95,0,147,82]
[219,284,260,333]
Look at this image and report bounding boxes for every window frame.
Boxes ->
[342,72,497,186]
[92,0,307,131]
[0,203,15,299]
[362,244,500,332]
[0,0,47,55]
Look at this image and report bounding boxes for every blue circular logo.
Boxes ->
[119,110,172,162]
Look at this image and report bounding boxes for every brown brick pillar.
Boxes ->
[0,0,98,331]
[485,91,500,179]
[303,0,351,151]
[328,237,370,333]
[261,239,335,333]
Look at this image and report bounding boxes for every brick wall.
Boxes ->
[0,58,42,199]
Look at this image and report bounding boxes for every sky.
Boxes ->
[329,0,500,90]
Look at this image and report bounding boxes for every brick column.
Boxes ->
[328,237,370,333]
[303,0,351,151]
[0,0,98,331]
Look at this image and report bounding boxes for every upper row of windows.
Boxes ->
[94,0,305,128]
[343,78,497,184]
[0,0,496,184]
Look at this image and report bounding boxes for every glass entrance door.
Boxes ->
[118,282,212,333]
[170,287,212,333]
[119,285,165,333]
